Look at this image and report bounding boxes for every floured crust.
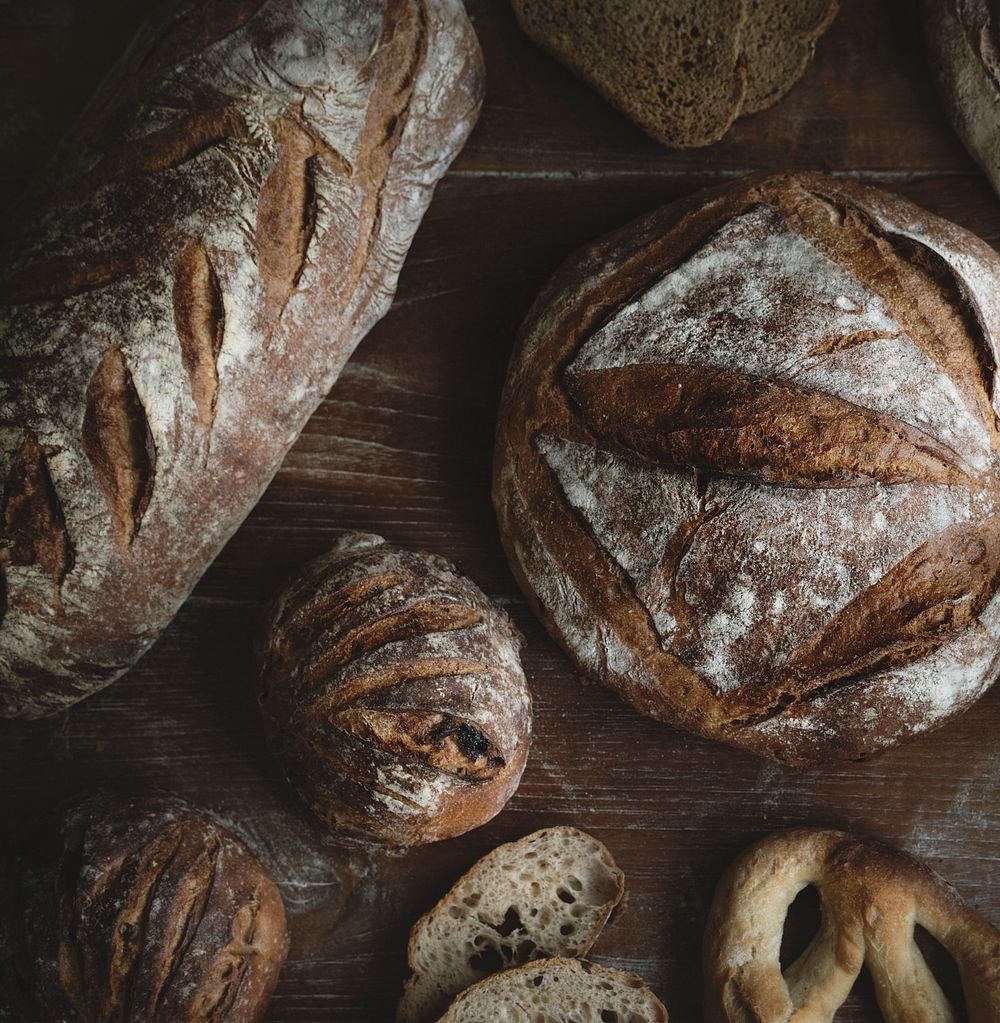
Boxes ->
[0,0,484,719]
[924,0,1000,200]
[493,171,1000,766]
[1,791,289,1023]
[704,828,1000,1022]
[256,532,533,848]
[398,826,625,1023]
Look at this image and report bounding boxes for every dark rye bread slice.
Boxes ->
[397,827,625,1023]
[742,0,840,114]
[511,0,749,149]
[511,0,838,148]
[435,959,669,1023]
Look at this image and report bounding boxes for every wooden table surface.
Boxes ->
[2,2,999,1020]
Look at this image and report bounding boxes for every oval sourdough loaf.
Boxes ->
[704,828,1000,1022]
[924,0,1000,200]
[0,791,289,1023]
[255,532,532,847]
[0,0,484,718]
[494,171,1000,766]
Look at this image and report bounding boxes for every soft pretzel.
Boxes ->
[704,828,1000,1022]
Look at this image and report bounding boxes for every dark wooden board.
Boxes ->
[2,2,999,1020]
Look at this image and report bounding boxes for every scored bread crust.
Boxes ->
[924,0,1000,200]
[493,171,1000,766]
[0,0,484,719]
[1,791,289,1023]
[256,532,532,848]
[435,958,668,1023]
[398,826,625,1023]
[704,828,1000,1023]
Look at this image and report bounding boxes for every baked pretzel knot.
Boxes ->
[704,829,1000,1022]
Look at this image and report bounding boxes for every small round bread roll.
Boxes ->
[494,170,1000,766]
[1,791,288,1023]
[256,532,532,847]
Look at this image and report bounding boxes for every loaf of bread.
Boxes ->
[704,828,1000,1022]
[435,958,669,1023]
[398,826,625,1023]
[510,0,837,148]
[0,791,289,1023]
[0,0,484,719]
[924,0,1000,199]
[256,532,532,847]
[494,171,1000,765]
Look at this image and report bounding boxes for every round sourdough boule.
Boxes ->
[1,791,288,1023]
[255,532,532,847]
[493,170,1000,766]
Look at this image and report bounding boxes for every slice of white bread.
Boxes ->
[397,827,625,1023]
[435,958,669,1023]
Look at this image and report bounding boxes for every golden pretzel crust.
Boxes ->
[704,828,1000,1022]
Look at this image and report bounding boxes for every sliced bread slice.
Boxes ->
[741,0,839,114]
[397,827,625,1023]
[511,0,749,149]
[435,958,669,1023]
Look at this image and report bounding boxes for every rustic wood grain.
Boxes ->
[2,1,999,1021]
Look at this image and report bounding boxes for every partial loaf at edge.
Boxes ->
[0,791,289,1023]
[0,0,484,718]
[923,0,1000,200]
[398,826,625,1023]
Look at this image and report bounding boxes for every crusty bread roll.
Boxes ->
[924,0,1000,200]
[256,532,532,847]
[494,171,1000,766]
[0,0,483,719]
[398,827,625,1023]
[0,791,289,1023]
[704,828,1000,1022]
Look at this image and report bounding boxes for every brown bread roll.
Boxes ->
[0,0,484,719]
[256,532,532,847]
[704,828,1000,1022]
[494,171,1000,766]
[0,791,289,1023]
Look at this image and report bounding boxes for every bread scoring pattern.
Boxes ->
[494,173,1000,764]
[1,792,289,1023]
[0,0,484,717]
[256,533,532,847]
